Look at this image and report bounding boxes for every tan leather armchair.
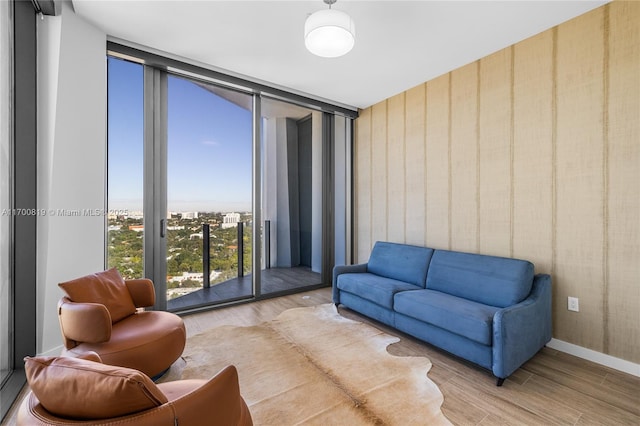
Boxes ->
[18,355,253,426]
[57,268,186,379]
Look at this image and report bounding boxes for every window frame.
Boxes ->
[0,0,38,420]
[107,42,358,120]
[106,44,356,314]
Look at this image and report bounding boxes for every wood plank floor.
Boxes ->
[181,288,640,425]
[4,287,639,425]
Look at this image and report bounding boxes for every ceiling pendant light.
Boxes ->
[304,0,355,58]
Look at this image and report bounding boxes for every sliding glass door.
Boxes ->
[165,75,253,310]
[260,98,324,295]
[107,48,353,313]
[108,60,255,311]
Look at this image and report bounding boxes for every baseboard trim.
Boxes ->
[547,338,640,377]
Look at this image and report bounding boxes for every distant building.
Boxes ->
[189,233,203,240]
[181,212,199,220]
[128,225,144,232]
[168,272,203,284]
[127,211,144,219]
[168,270,220,284]
[221,212,241,229]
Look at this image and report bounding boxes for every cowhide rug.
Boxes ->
[162,304,451,425]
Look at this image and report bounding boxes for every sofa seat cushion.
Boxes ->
[426,250,534,308]
[394,289,500,345]
[337,273,421,309]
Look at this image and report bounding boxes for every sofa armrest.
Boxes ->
[332,263,368,304]
[163,365,252,425]
[492,274,552,379]
[58,298,112,347]
[125,279,156,308]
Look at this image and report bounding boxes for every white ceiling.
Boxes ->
[72,0,609,110]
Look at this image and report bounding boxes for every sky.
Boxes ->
[108,57,253,213]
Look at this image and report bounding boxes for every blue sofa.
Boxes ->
[333,241,552,385]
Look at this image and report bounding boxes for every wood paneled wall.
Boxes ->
[354,2,639,363]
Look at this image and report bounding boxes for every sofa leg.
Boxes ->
[496,378,505,387]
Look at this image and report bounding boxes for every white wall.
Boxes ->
[263,113,324,272]
[37,2,106,355]
[274,118,292,267]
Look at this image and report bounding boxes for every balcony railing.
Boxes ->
[202,221,247,288]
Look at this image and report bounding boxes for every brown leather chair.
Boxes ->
[57,268,186,379]
[17,354,253,426]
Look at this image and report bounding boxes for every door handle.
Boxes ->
[160,219,166,238]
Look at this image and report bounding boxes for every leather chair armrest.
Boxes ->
[161,365,252,425]
[125,279,156,308]
[75,351,103,363]
[58,298,111,346]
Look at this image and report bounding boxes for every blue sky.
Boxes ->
[107,58,144,211]
[108,57,253,213]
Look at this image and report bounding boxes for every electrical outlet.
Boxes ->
[568,297,579,312]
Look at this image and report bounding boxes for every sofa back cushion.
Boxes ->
[59,268,136,323]
[24,356,168,420]
[367,242,434,287]
[426,250,534,307]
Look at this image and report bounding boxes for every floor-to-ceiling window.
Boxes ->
[0,0,13,391]
[106,44,355,314]
[1,0,37,420]
[107,57,144,279]
[108,60,256,311]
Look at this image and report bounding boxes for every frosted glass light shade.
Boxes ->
[304,9,355,58]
